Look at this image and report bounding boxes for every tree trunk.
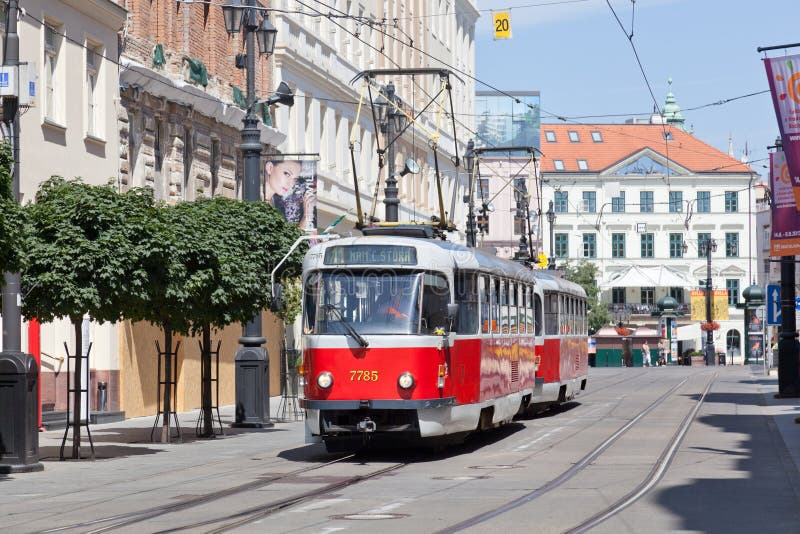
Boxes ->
[71,318,82,459]
[161,321,173,443]
[201,324,213,437]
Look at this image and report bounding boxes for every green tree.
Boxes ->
[22,178,156,458]
[561,260,611,335]
[0,141,22,276]
[170,197,304,437]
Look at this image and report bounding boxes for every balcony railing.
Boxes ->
[608,303,691,316]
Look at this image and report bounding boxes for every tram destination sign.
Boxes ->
[324,245,417,266]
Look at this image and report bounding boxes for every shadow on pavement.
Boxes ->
[654,407,800,530]
[39,444,161,461]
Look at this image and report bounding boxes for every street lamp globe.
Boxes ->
[256,15,277,55]
[222,0,244,34]
[463,139,475,174]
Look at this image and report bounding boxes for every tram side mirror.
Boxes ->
[271,283,283,313]
[446,303,459,332]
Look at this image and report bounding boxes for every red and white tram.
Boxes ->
[299,235,588,450]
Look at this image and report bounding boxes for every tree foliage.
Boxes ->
[561,260,611,335]
[0,141,22,274]
[21,177,153,324]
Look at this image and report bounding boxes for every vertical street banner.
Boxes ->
[264,158,318,232]
[690,290,729,321]
[769,150,800,255]
[764,54,800,208]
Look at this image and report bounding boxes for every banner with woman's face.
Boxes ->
[264,158,317,232]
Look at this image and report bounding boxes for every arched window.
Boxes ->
[726,330,741,356]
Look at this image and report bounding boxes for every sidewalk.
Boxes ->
[2,367,800,533]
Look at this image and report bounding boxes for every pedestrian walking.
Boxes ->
[642,341,650,367]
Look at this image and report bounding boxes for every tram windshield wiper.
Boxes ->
[324,304,369,348]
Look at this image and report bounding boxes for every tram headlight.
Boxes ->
[316,372,334,389]
[397,372,415,390]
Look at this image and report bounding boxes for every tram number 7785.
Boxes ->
[350,370,380,382]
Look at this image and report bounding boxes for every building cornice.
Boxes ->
[63,0,128,30]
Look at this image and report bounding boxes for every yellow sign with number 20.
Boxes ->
[493,12,511,40]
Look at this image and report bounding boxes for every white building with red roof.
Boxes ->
[539,112,757,362]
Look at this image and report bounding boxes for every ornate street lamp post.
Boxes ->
[374,82,407,222]
[463,140,477,247]
[222,0,279,427]
[702,237,718,366]
[546,200,556,269]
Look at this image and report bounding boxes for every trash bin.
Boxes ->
[0,353,43,473]
[97,381,108,412]
[233,346,270,428]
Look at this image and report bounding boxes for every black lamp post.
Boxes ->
[223,0,278,427]
[463,140,477,247]
[546,200,556,269]
[375,82,407,222]
[701,237,718,366]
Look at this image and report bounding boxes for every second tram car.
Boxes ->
[299,235,588,450]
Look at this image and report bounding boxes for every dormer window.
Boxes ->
[545,130,556,142]
[577,159,588,171]
[568,131,580,142]
[553,159,565,171]
[591,131,603,142]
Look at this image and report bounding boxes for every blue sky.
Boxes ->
[474,0,800,175]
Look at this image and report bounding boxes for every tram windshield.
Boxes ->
[304,271,450,336]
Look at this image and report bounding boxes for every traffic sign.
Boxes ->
[796,297,800,311]
[767,284,781,325]
[493,12,512,40]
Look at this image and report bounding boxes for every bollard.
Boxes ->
[97,381,108,412]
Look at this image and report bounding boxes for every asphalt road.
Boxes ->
[2,366,799,533]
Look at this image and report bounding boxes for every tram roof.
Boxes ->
[304,236,585,298]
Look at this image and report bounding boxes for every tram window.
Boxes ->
[455,272,479,334]
[520,286,528,334]
[421,273,451,334]
[534,293,543,336]
[500,280,509,334]
[303,271,321,334]
[509,282,517,333]
[544,293,558,335]
[480,275,490,334]
[492,279,500,333]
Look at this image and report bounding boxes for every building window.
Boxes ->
[640,191,653,212]
[641,287,655,305]
[577,159,589,171]
[669,233,685,258]
[663,131,673,141]
[641,233,654,258]
[86,43,101,137]
[669,190,683,213]
[477,177,489,200]
[612,233,625,258]
[612,191,626,213]
[44,23,63,122]
[612,287,625,304]
[210,138,220,196]
[553,159,565,171]
[697,233,711,257]
[697,191,710,213]
[582,233,596,258]
[582,191,596,213]
[0,4,6,60]
[555,233,568,258]
[726,232,739,257]
[725,191,739,212]
[726,279,740,306]
[568,130,580,142]
[591,131,603,142]
[183,128,193,200]
[513,177,527,235]
[554,191,568,213]
[669,287,684,303]
[545,130,556,142]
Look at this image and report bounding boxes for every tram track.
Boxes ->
[36,453,361,534]
[436,372,714,533]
